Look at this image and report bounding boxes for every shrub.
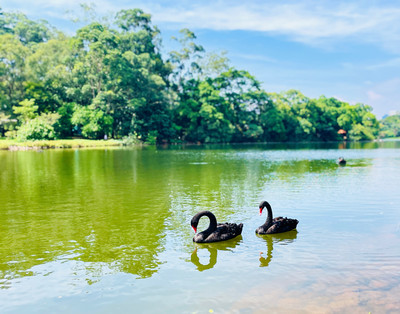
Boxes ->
[16,112,60,141]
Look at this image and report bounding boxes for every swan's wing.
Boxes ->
[267,217,298,233]
[214,222,243,237]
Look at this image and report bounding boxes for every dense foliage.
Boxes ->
[379,114,400,138]
[0,7,387,143]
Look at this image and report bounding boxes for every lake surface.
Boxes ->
[1,141,400,313]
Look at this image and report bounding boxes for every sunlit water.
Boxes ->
[1,141,400,313]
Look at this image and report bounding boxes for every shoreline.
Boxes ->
[1,138,399,151]
[0,139,124,151]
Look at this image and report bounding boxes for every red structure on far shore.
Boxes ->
[338,129,347,140]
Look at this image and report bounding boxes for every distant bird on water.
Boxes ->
[191,211,243,243]
[256,201,298,234]
[337,157,346,166]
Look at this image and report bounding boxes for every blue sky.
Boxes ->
[2,0,400,118]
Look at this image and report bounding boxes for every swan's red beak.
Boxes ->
[192,226,197,233]
[259,207,263,215]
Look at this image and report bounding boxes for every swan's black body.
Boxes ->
[256,201,298,234]
[191,211,243,243]
[337,157,346,165]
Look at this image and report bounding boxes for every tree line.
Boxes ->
[0,7,397,143]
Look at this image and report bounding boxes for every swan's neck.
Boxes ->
[193,211,218,236]
[203,212,218,234]
[264,204,273,228]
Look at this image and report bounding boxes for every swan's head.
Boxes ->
[259,201,271,215]
[191,218,198,233]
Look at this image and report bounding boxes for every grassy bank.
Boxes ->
[0,139,124,150]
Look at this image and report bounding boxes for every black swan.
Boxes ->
[256,201,298,234]
[191,211,243,243]
[337,157,346,165]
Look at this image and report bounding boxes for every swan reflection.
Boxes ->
[257,230,298,267]
[190,236,242,271]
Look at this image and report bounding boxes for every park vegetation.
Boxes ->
[379,114,400,138]
[1,7,397,145]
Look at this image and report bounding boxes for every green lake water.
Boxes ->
[1,141,400,313]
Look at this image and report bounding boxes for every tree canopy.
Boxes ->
[379,114,400,138]
[0,7,388,143]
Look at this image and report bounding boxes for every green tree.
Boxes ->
[71,104,112,139]
[13,98,38,122]
[268,91,306,141]
[66,9,172,141]
[0,7,12,34]
[0,33,29,116]
[12,99,61,140]
[379,114,400,138]
[169,28,205,90]
[116,9,173,142]
[214,69,263,142]
[311,96,342,140]
[258,93,286,141]
[0,7,383,144]
[16,112,60,140]
[25,36,72,108]
[2,11,54,45]
[0,112,17,136]
[337,103,379,140]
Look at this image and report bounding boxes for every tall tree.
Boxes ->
[2,11,54,45]
[0,33,29,116]
[115,9,173,142]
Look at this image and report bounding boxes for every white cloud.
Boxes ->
[3,0,400,52]
[367,91,383,101]
[147,1,400,52]
[366,58,400,70]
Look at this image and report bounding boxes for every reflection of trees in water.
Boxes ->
[257,231,298,268]
[190,236,242,271]
[0,206,168,285]
[0,145,374,287]
[167,149,358,242]
[0,149,172,286]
